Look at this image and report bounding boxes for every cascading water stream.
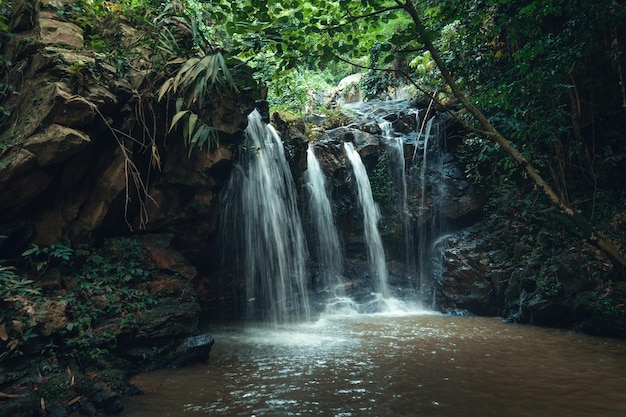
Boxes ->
[304,144,347,307]
[220,110,310,325]
[343,141,390,299]
[380,121,416,278]
[416,116,447,296]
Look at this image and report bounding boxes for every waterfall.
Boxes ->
[304,144,346,301]
[380,121,416,279]
[220,111,310,325]
[343,141,390,299]
[416,116,447,297]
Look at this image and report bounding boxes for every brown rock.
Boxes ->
[144,245,197,279]
[0,149,53,214]
[23,124,91,167]
[38,13,84,49]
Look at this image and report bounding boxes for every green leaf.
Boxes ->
[169,110,190,133]
[188,113,198,138]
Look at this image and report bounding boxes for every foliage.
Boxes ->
[429,0,626,191]
[595,297,626,318]
[154,1,251,155]
[212,0,625,199]
[1,238,158,366]
[361,42,400,101]
[369,150,395,216]
[22,242,74,275]
[58,238,156,364]
[158,52,237,155]
[0,0,14,130]
[0,252,42,361]
[267,68,334,115]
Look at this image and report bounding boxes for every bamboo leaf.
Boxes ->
[169,110,190,133]
[188,113,198,139]
[188,75,206,106]
[188,56,210,87]
[173,57,199,92]
[157,78,174,102]
[187,124,205,156]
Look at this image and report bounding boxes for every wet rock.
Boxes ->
[168,333,215,368]
[144,245,198,280]
[441,160,485,224]
[92,390,123,415]
[134,299,201,340]
[434,227,509,316]
[0,393,40,417]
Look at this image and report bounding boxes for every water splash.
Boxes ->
[220,111,310,325]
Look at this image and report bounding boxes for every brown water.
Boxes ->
[123,313,626,417]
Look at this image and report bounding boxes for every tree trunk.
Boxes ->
[401,0,626,270]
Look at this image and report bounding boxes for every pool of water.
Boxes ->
[123,313,626,417]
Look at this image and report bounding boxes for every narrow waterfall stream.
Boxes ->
[381,120,416,279]
[344,141,390,301]
[416,115,448,296]
[304,144,347,309]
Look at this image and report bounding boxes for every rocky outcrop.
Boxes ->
[435,224,626,336]
[434,226,511,316]
[0,0,258,260]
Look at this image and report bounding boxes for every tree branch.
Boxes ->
[331,5,404,30]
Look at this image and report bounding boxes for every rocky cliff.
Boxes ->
[0,0,259,257]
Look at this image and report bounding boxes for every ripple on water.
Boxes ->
[124,315,626,417]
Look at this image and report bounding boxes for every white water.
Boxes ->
[304,144,346,301]
[343,141,390,299]
[220,111,310,325]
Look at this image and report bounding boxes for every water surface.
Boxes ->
[123,314,626,417]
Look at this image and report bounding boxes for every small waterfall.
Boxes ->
[416,116,447,296]
[220,111,310,325]
[304,144,346,301]
[343,141,390,299]
[380,121,416,278]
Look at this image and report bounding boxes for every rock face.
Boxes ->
[0,0,258,262]
[435,224,626,336]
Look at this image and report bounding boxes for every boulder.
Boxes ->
[38,12,84,49]
[23,124,91,167]
[434,227,510,316]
